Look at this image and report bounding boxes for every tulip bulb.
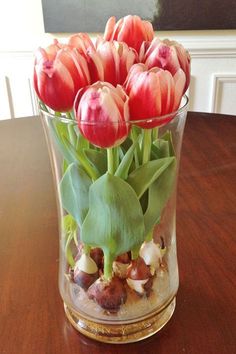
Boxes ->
[73,253,99,290]
[112,252,130,279]
[87,277,127,311]
[126,257,153,296]
[139,240,163,270]
[113,261,129,279]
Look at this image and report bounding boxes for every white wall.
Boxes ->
[0,0,236,119]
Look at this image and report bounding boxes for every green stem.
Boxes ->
[152,127,159,141]
[145,229,154,242]
[131,129,140,168]
[107,148,114,174]
[68,123,76,146]
[74,148,99,181]
[142,129,152,164]
[113,146,119,172]
[103,252,114,280]
[66,111,74,120]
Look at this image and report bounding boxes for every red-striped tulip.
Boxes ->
[140,38,191,93]
[34,40,90,112]
[74,82,130,148]
[87,40,137,85]
[104,15,154,53]
[125,64,186,128]
[68,33,95,57]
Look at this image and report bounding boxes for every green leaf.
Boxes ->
[62,214,78,267]
[127,157,175,199]
[48,119,75,164]
[61,135,99,180]
[60,163,92,227]
[81,173,145,279]
[120,136,133,152]
[74,126,90,150]
[62,214,77,237]
[161,130,175,156]
[67,122,77,147]
[144,158,176,235]
[115,134,141,179]
[83,148,107,176]
[153,139,170,158]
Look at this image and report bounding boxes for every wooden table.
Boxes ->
[0,112,235,354]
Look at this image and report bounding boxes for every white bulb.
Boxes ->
[126,278,149,295]
[75,253,98,274]
[139,240,162,269]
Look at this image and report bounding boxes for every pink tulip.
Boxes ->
[125,64,186,128]
[74,82,130,148]
[86,40,137,85]
[140,38,191,93]
[34,40,90,112]
[68,33,95,57]
[104,15,154,53]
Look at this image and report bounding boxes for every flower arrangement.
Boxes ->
[34,15,190,313]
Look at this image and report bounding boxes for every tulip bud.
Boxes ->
[140,38,191,93]
[125,63,186,128]
[104,15,154,53]
[86,40,137,86]
[74,82,130,148]
[68,33,95,57]
[34,41,90,112]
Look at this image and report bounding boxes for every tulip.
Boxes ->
[86,40,137,85]
[104,15,154,53]
[34,40,90,112]
[74,82,130,148]
[140,38,191,93]
[68,33,95,57]
[125,63,186,128]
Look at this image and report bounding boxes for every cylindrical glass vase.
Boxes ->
[40,96,188,343]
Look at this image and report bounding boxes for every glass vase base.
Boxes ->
[64,297,176,344]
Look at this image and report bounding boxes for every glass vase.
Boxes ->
[40,95,188,343]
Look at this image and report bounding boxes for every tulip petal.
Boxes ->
[104,16,116,41]
[68,33,95,56]
[129,71,161,122]
[86,48,104,83]
[97,41,119,86]
[173,69,186,111]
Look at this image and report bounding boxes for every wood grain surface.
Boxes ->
[0,112,235,354]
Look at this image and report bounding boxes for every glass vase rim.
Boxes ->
[39,94,189,126]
